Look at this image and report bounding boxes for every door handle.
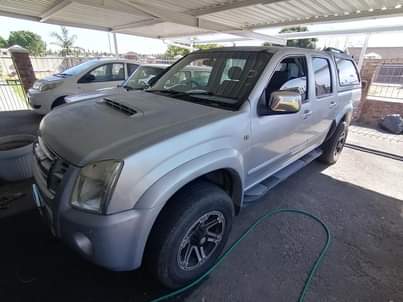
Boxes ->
[303,110,312,119]
[329,101,337,108]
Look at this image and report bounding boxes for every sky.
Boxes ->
[1,15,403,55]
[0,16,167,54]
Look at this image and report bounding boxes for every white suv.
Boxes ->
[28,58,139,114]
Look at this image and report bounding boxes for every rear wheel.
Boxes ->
[145,181,233,289]
[319,121,348,165]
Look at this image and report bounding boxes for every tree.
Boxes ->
[50,26,77,56]
[165,45,190,57]
[279,26,318,49]
[196,43,221,50]
[7,31,46,55]
[0,36,7,48]
[165,43,221,57]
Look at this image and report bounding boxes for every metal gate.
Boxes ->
[0,56,30,112]
[368,64,403,100]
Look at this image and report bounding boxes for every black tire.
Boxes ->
[319,121,348,165]
[145,181,234,289]
[51,97,66,109]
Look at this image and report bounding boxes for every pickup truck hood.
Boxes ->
[40,91,235,166]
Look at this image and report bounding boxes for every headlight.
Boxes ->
[40,82,62,91]
[32,81,42,90]
[33,81,62,91]
[71,160,123,213]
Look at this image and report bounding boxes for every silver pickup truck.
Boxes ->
[32,46,361,289]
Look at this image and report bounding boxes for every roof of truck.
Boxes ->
[194,46,354,60]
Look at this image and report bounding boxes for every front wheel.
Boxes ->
[319,121,348,165]
[145,181,234,289]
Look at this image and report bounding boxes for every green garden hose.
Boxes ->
[151,208,331,302]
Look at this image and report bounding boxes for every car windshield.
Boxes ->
[148,51,273,110]
[123,66,165,90]
[55,60,98,77]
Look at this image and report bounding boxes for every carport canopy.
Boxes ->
[1,0,403,45]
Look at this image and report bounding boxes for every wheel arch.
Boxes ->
[51,95,67,109]
[325,109,352,142]
[133,150,244,266]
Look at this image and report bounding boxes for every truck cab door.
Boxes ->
[246,55,314,188]
[307,56,337,146]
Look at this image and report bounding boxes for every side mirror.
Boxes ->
[268,90,302,114]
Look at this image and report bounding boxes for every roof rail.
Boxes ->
[323,47,345,54]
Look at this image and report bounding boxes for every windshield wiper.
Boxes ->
[148,89,215,97]
[187,91,214,96]
[121,85,144,91]
[147,89,184,95]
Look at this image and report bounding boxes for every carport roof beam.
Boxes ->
[248,6,403,30]
[276,25,403,38]
[40,0,72,22]
[2,0,403,41]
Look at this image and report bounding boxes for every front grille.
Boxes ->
[34,137,69,196]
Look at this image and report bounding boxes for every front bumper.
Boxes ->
[58,205,153,270]
[28,89,56,114]
[32,163,155,271]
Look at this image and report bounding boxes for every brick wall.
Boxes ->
[359,99,403,125]
[8,46,36,93]
[354,58,403,124]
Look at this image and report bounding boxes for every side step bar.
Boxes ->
[243,148,322,205]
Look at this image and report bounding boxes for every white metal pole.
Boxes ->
[107,32,112,55]
[358,33,371,71]
[113,32,119,58]
[344,36,349,52]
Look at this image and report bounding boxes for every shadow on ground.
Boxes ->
[0,160,402,302]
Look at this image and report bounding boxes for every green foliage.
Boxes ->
[50,26,77,56]
[165,43,221,57]
[279,26,318,49]
[0,36,7,48]
[196,44,221,50]
[7,31,46,55]
[165,45,190,57]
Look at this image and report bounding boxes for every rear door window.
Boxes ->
[336,58,360,86]
[312,57,332,97]
[111,63,125,81]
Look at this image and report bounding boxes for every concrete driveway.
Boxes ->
[0,112,402,301]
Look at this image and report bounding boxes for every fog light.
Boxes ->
[73,232,93,257]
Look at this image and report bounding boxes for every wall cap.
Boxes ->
[8,45,29,54]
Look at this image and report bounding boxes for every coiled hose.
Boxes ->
[151,208,331,302]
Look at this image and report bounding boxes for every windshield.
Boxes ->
[55,60,98,77]
[148,51,272,110]
[123,66,165,90]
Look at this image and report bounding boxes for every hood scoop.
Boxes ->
[101,98,137,116]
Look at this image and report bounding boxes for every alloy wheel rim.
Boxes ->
[334,129,346,157]
[177,210,225,271]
